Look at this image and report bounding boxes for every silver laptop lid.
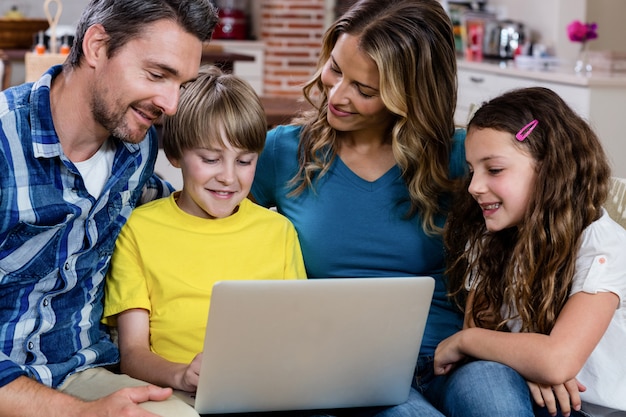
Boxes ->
[194,277,435,414]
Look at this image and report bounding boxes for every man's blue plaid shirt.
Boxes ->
[0,66,171,388]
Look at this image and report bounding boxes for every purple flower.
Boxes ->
[567,20,598,43]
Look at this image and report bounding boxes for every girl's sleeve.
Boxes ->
[570,216,626,309]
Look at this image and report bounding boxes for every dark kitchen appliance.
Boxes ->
[483,19,526,59]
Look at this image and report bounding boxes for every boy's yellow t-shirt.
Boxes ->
[103,194,306,363]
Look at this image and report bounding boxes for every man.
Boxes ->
[0,1,217,416]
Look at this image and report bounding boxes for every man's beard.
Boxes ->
[91,96,161,144]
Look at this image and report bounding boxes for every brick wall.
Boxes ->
[260,0,326,97]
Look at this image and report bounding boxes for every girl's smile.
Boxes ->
[465,127,537,232]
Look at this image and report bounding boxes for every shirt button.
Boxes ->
[43,298,50,307]
[64,263,70,270]
[28,342,34,350]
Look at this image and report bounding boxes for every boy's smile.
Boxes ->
[172,140,258,219]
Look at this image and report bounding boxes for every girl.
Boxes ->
[435,87,626,417]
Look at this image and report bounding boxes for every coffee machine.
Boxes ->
[483,19,527,59]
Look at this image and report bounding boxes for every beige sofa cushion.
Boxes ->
[606,177,626,229]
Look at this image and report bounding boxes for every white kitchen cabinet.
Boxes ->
[212,40,265,95]
[456,60,626,177]
[456,65,595,127]
[456,68,538,126]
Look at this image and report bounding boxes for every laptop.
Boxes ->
[175,276,435,414]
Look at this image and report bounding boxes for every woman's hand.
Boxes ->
[527,378,586,417]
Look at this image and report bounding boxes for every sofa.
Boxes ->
[607,177,626,229]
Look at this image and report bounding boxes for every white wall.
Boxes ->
[587,0,626,54]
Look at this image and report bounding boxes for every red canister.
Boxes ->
[214,4,247,40]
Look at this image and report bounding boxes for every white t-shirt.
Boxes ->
[467,209,626,410]
[74,139,116,198]
[571,209,626,410]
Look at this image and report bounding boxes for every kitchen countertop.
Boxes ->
[458,58,626,88]
[261,96,313,127]
[4,43,255,76]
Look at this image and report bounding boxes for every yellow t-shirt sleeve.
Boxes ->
[102,218,151,326]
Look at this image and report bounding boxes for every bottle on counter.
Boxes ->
[35,31,46,55]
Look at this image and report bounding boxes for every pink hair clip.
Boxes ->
[516,119,538,141]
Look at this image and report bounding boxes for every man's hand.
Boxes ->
[76,384,173,417]
[0,376,172,417]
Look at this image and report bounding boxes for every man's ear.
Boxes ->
[82,24,109,68]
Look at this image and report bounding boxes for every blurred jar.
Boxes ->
[214,0,248,40]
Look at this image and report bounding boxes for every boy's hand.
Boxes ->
[178,352,203,392]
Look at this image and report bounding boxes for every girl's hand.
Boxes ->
[527,378,586,417]
[434,332,467,375]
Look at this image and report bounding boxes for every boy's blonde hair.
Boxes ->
[163,65,266,159]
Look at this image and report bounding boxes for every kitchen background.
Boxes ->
[3,0,626,93]
[2,0,625,179]
[3,0,626,58]
[0,0,626,95]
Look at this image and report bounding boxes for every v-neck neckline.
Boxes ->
[333,156,400,192]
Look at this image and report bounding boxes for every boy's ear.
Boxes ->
[167,154,181,168]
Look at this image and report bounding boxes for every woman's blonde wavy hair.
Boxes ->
[444,87,611,334]
[288,0,458,234]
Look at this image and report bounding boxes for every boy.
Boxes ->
[103,66,306,401]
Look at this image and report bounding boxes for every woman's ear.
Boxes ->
[82,24,109,68]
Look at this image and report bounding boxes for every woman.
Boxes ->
[251,1,465,415]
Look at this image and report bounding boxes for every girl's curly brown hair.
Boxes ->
[445,87,611,334]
